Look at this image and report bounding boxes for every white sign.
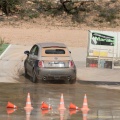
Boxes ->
[88,30,120,58]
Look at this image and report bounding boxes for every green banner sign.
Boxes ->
[91,32,115,46]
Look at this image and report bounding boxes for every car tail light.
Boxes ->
[69,61,74,68]
[38,61,44,68]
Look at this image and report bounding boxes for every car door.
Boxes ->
[31,45,39,71]
[26,45,39,75]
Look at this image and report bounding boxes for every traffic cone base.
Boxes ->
[81,107,90,111]
[24,106,33,110]
[25,108,32,115]
[7,102,17,109]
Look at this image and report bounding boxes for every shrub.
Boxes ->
[28,12,39,19]
[99,8,117,22]
[0,37,4,46]
[0,0,21,15]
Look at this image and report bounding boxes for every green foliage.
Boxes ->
[72,12,86,23]
[93,1,119,23]
[0,37,4,46]
[19,8,39,19]
[99,8,117,22]
[110,0,118,3]
[0,0,119,26]
[0,43,9,55]
[19,9,26,19]
[28,12,39,19]
[0,0,21,15]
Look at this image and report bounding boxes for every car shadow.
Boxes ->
[40,80,66,84]
[20,73,68,84]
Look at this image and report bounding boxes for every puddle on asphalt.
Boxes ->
[0,81,120,120]
[0,108,83,120]
[0,83,87,120]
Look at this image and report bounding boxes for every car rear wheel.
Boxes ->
[25,68,29,78]
[69,78,76,84]
[32,70,38,83]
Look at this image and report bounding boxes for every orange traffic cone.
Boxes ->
[7,108,16,114]
[81,94,90,111]
[69,103,80,110]
[58,93,66,110]
[6,102,17,109]
[40,101,52,110]
[24,93,33,110]
[82,109,89,120]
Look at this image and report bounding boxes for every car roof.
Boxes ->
[37,42,66,48]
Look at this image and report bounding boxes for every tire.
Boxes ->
[69,78,76,84]
[25,68,29,78]
[32,70,38,83]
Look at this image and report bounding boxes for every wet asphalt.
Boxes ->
[1,45,120,120]
[1,77,120,120]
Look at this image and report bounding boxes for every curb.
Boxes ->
[0,44,11,59]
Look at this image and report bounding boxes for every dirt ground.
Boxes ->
[0,21,120,47]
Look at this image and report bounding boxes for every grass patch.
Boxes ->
[0,44,9,55]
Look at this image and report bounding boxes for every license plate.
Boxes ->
[50,62,65,67]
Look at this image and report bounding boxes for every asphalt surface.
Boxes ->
[0,45,120,120]
[0,44,120,83]
[0,83,120,120]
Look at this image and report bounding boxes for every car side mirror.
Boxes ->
[24,51,29,55]
[69,51,71,54]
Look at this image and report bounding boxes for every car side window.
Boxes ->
[30,45,39,56]
[34,46,39,55]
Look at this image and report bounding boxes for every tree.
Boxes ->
[0,0,20,16]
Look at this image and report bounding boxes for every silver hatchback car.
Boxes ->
[24,42,76,84]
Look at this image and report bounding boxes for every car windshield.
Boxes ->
[45,49,65,54]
